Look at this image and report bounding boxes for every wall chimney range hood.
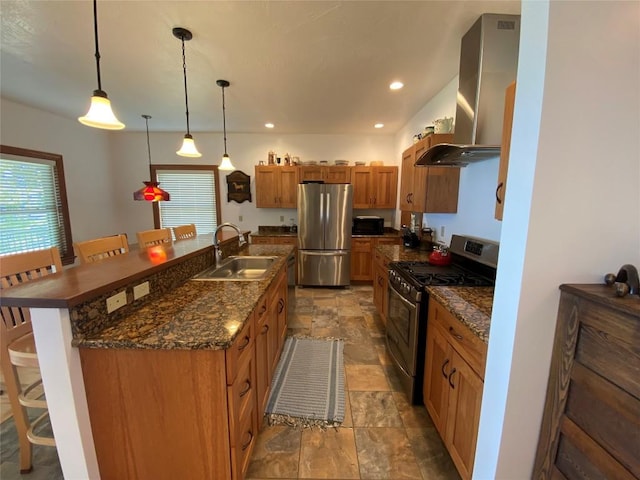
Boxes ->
[417,13,520,167]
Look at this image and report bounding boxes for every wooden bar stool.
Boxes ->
[73,234,129,264]
[172,224,197,242]
[0,247,60,473]
[136,228,173,249]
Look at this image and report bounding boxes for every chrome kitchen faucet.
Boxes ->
[213,223,246,263]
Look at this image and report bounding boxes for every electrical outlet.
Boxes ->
[133,281,150,300]
[440,226,445,238]
[106,291,127,313]
[280,215,284,222]
[238,215,243,222]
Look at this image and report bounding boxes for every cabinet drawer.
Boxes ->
[251,236,272,245]
[229,385,257,480]
[227,348,256,437]
[429,300,487,379]
[273,237,297,245]
[352,238,372,251]
[375,237,402,246]
[226,317,255,385]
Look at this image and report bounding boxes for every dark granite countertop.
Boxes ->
[426,287,494,343]
[376,245,494,342]
[74,244,294,351]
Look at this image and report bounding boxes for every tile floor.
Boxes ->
[0,285,459,480]
[246,285,459,480]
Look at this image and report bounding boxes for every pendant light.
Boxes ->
[78,0,125,130]
[173,27,201,158]
[133,115,170,202]
[216,79,235,171]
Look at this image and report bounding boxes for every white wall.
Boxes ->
[109,131,396,240]
[0,98,121,243]
[476,1,640,477]
[393,76,502,243]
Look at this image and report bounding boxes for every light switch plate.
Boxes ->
[106,291,127,313]
[133,281,150,300]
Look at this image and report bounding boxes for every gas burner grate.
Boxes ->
[390,261,494,288]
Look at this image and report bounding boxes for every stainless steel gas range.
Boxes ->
[385,234,499,404]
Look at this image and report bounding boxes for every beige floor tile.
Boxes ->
[345,365,390,391]
[246,426,301,479]
[299,428,359,479]
[354,427,423,479]
[349,391,403,428]
[393,392,432,429]
[406,427,460,479]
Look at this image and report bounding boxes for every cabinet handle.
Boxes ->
[441,359,450,379]
[378,276,384,286]
[241,430,254,451]
[449,326,464,341]
[496,182,504,204]
[238,335,251,351]
[260,304,267,315]
[260,324,269,334]
[239,379,251,398]
[277,298,285,313]
[448,368,457,389]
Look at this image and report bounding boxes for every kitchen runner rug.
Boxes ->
[265,336,345,428]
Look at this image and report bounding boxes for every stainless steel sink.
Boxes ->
[191,256,278,281]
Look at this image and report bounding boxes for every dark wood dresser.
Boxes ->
[534,284,640,479]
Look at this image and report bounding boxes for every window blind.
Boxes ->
[156,170,218,234]
[0,157,69,256]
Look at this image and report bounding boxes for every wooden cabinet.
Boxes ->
[298,165,351,184]
[372,248,393,324]
[534,284,640,479]
[255,166,297,208]
[79,263,290,480]
[250,235,297,282]
[225,318,257,480]
[351,237,373,281]
[351,236,402,282]
[399,134,460,213]
[423,298,487,480]
[352,166,398,209]
[495,82,516,220]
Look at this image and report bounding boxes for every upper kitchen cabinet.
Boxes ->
[298,166,351,184]
[352,166,398,209]
[495,82,516,221]
[255,166,298,208]
[399,134,460,213]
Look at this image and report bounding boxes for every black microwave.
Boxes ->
[352,216,384,235]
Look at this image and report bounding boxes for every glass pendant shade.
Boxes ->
[219,154,235,171]
[134,181,170,202]
[133,114,169,202]
[176,134,202,157]
[79,1,124,130]
[78,91,125,130]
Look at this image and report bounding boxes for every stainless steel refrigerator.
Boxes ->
[297,183,352,286]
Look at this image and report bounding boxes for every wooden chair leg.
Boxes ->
[0,359,34,473]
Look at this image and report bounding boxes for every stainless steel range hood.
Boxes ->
[416,13,520,167]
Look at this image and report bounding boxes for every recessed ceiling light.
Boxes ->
[374,123,384,129]
[265,123,275,128]
[389,81,404,90]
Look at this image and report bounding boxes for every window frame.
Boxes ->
[0,144,74,265]
[150,164,222,231]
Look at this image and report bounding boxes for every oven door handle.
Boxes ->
[388,280,417,311]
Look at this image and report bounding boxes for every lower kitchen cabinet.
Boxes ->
[423,298,487,480]
[79,265,288,480]
[350,236,402,282]
[372,248,391,324]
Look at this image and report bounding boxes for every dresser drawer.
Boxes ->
[225,317,254,385]
[429,300,487,378]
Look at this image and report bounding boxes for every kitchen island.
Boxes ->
[0,235,293,480]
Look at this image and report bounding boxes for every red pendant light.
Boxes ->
[133,115,170,202]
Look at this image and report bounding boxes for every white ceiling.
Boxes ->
[0,1,520,134]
